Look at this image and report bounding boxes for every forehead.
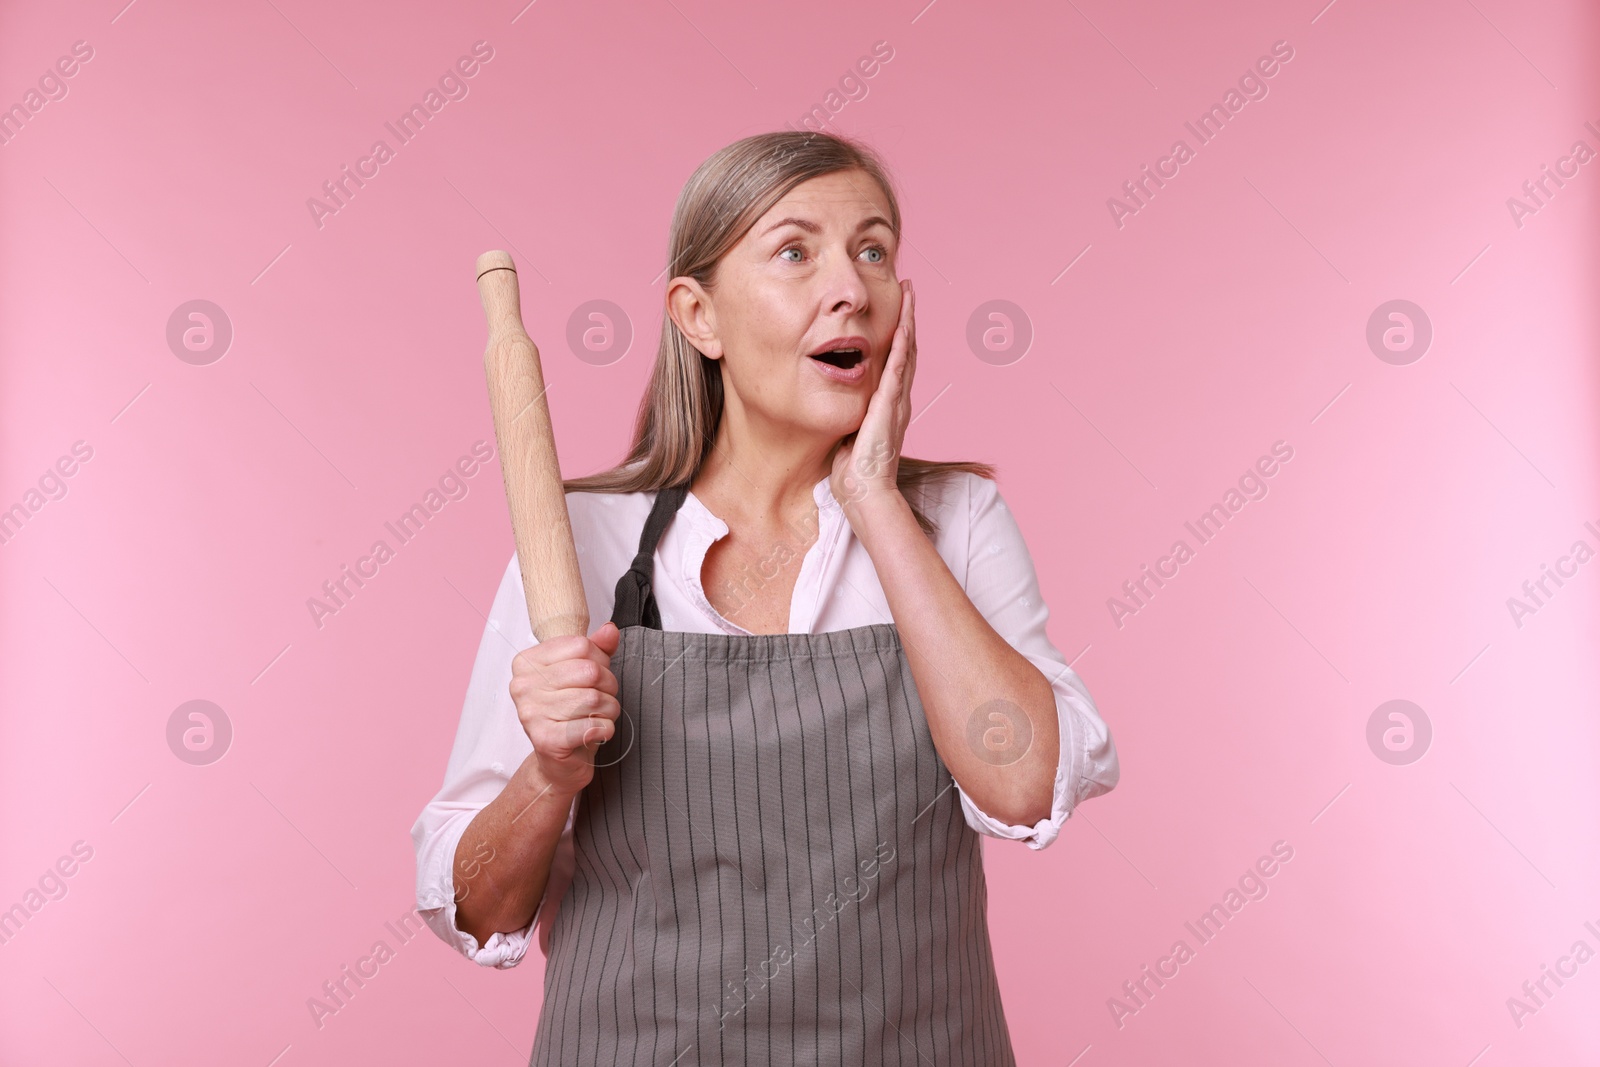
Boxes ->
[755,169,893,230]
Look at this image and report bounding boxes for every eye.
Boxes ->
[779,245,804,262]
[860,245,888,264]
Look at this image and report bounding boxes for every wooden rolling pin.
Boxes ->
[475,250,588,643]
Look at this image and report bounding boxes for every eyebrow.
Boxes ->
[760,215,896,238]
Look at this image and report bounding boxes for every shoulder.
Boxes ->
[900,469,1003,587]
[495,485,657,637]
[905,468,1001,535]
[563,485,655,562]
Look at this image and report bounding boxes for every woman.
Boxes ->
[411,130,1120,1065]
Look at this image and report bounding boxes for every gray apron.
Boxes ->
[529,484,1016,1066]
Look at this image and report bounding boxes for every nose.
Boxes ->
[817,244,870,315]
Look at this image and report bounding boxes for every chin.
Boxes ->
[813,394,870,426]
[786,414,862,447]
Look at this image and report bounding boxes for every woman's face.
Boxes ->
[671,168,902,444]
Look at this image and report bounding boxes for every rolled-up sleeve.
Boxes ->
[409,552,577,967]
[944,472,1120,850]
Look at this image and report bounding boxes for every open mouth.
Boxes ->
[808,347,864,369]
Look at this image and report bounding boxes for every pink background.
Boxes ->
[2,0,1597,1063]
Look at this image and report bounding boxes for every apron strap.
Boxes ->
[609,483,691,630]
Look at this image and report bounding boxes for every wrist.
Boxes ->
[512,752,581,806]
[843,485,915,545]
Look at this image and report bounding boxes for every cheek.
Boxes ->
[716,318,797,404]
[730,292,806,365]
[871,279,902,328]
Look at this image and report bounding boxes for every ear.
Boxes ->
[665,276,723,360]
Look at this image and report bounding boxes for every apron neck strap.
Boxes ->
[609,483,691,630]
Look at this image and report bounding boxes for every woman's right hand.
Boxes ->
[508,620,624,797]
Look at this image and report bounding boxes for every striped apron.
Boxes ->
[529,484,1016,1066]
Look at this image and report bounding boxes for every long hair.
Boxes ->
[562,129,995,536]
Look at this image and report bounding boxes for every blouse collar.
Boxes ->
[675,473,842,634]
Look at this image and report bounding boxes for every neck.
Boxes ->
[691,406,839,529]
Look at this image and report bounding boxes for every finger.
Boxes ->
[534,657,619,697]
[899,289,913,369]
[545,687,621,725]
[907,280,916,352]
[887,290,911,374]
[511,644,563,689]
[899,284,916,418]
[589,619,623,656]
[580,643,621,696]
[907,283,916,365]
[868,336,907,441]
[889,307,912,398]
[536,692,620,738]
[588,668,620,699]
[539,715,616,758]
[518,636,620,692]
[516,633,588,672]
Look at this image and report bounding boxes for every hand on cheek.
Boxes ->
[830,279,915,516]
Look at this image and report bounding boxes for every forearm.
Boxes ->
[851,489,1060,826]
[452,753,576,945]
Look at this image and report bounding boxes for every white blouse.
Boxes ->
[410,470,1120,968]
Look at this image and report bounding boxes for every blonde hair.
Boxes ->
[563,129,995,536]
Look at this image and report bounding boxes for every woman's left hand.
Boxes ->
[831,278,915,520]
